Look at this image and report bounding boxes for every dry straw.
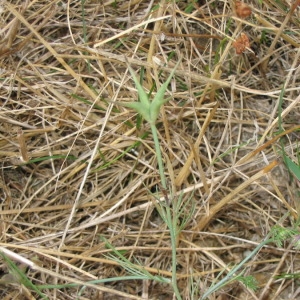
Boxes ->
[0,0,299,299]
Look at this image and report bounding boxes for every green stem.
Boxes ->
[200,236,272,300]
[150,123,167,189]
[167,206,182,300]
[150,123,182,299]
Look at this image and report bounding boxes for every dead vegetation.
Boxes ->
[0,0,300,299]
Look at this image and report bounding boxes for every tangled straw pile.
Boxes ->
[0,1,299,299]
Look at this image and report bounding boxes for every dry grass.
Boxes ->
[0,0,300,299]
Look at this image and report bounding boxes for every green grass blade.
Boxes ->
[284,156,300,181]
[0,252,48,299]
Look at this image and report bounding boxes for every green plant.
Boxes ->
[0,252,48,299]
[102,60,194,299]
[100,236,170,283]
[277,87,300,181]
[200,216,300,299]
[120,59,180,188]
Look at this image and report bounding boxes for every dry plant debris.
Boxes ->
[235,1,252,18]
[232,32,250,54]
[0,0,299,299]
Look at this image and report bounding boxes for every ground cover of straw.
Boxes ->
[0,0,300,299]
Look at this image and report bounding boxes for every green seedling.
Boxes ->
[122,60,180,126]
[109,60,187,299]
[116,59,181,189]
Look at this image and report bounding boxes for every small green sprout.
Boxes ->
[122,59,181,125]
